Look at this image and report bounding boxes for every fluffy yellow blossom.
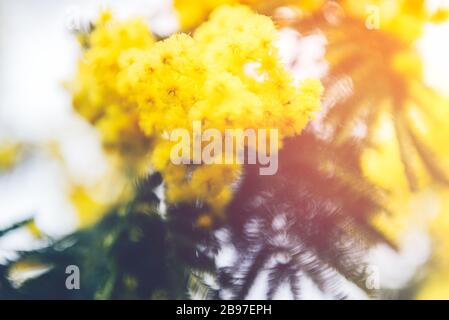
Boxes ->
[71,11,155,170]
[116,5,321,212]
[72,7,321,213]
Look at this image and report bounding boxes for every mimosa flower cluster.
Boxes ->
[71,5,322,214]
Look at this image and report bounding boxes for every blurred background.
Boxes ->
[1,0,449,299]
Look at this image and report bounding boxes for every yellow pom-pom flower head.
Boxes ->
[72,6,322,214]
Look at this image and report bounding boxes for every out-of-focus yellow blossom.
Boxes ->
[406,85,449,171]
[391,50,422,79]
[299,0,326,12]
[116,5,321,212]
[418,189,449,299]
[173,0,331,29]
[8,261,50,288]
[358,61,449,299]
[340,0,430,43]
[291,0,448,43]
[360,111,435,241]
[67,162,131,227]
[174,0,235,29]
[430,8,449,23]
[196,214,214,229]
[406,89,449,299]
[70,186,110,228]
[291,0,448,89]
[362,111,449,299]
[298,0,449,223]
[310,0,449,242]
[71,10,155,172]
[174,0,262,29]
[306,0,449,299]
[26,220,44,239]
[362,92,449,234]
[361,113,410,240]
[175,0,448,38]
[0,141,22,171]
